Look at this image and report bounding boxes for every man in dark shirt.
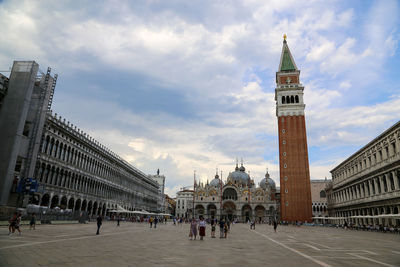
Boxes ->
[219,219,225,238]
[96,215,102,235]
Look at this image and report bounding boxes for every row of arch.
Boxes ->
[32,193,141,215]
[35,162,157,208]
[41,134,128,187]
[333,170,400,204]
[334,141,398,182]
[281,95,299,104]
[41,130,157,193]
[313,206,327,212]
[335,205,400,226]
[192,202,276,221]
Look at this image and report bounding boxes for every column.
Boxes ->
[368,180,373,196]
[392,170,399,190]
[385,173,391,192]
[379,176,385,193]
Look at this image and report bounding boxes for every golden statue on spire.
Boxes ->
[283,34,287,40]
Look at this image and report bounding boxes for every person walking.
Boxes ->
[250,220,255,230]
[117,215,120,226]
[8,212,17,235]
[14,213,22,235]
[211,219,216,238]
[224,221,228,238]
[29,213,36,230]
[219,218,225,238]
[149,217,154,228]
[154,217,158,229]
[96,215,102,235]
[273,220,278,233]
[189,218,197,240]
[198,216,206,240]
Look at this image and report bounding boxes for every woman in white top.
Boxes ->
[198,216,206,240]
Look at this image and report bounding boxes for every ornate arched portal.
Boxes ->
[207,204,217,219]
[242,204,252,222]
[223,201,236,221]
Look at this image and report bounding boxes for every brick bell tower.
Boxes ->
[275,35,312,222]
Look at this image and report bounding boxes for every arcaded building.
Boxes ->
[0,61,159,218]
[275,36,312,222]
[193,162,278,222]
[329,121,400,226]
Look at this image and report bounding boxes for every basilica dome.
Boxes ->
[210,173,223,187]
[260,171,276,190]
[227,163,250,186]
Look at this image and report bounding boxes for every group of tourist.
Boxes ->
[8,212,37,236]
[343,221,400,233]
[189,217,230,240]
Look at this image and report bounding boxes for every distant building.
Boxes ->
[149,169,166,213]
[175,189,193,219]
[310,179,330,220]
[193,162,278,222]
[164,194,175,216]
[329,121,400,227]
[0,61,159,218]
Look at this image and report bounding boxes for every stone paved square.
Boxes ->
[0,222,399,267]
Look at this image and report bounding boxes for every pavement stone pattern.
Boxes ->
[0,221,399,267]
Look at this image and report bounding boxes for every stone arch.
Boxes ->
[242,204,252,222]
[207,203,217,219]
[282,96,286,104]
[87,200,93,215]
[223,187,238,200]
[93,201,98,216]
[49,137,55,155]
[68,198,75,209]
[102,203,106,216]
[195,204,205,218]
[60,196,68,209]
[75,199,82,211]
[44,164,51,184]
[97,202,102,215]
[223,201,236,221]
[30,194,40,205]
[286,95,290,103]
[41,194,50,207]
[255,205,266,221]
[50,195,59,209]
[290,95,294,103]
[39,163,46,182]
[43,135,50,153]
[54,140,59,157]
[320,190,326,198]
[81,199,87,211]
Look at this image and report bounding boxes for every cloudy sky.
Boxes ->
[1,0,399,197]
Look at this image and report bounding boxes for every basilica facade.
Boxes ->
[193,162,278,222]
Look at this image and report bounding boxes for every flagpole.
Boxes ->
[193,170,196,219]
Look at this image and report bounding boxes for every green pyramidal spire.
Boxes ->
[279,35,297,72]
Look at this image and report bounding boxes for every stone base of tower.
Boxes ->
[278,115,312,223]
